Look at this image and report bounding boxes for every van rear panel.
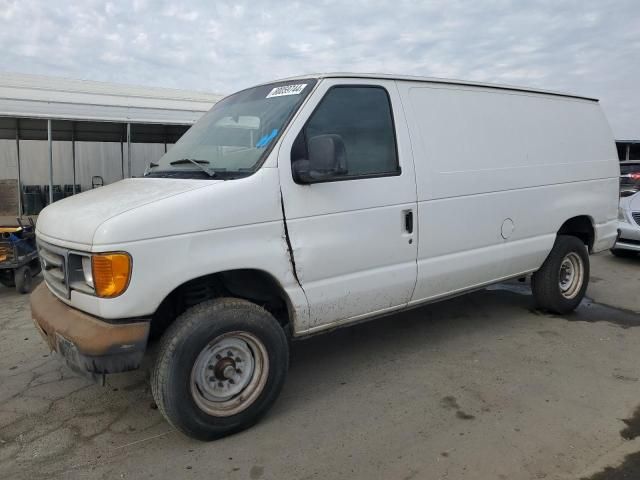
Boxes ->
[397,81,618,303]
[403,83,617,199]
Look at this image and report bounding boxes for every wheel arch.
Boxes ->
[557,215,595,252]
[150,268,295,340]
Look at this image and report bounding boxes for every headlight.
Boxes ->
[92,253,132,298]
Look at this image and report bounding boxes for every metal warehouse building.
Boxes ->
[616,140,640,161]
[0,73,222,216]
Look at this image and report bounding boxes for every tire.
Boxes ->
[531,235,589,314]
[14,266,32,294]
[151,297,289,441]
[610,248,637,258]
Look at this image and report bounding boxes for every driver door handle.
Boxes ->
[404,210,413,234]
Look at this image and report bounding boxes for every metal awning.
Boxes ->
[0,72,223,124]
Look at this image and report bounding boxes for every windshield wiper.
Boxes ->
[169,158,216,177]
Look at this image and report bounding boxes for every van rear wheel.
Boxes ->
[151,298,289,441]
[531,235,589,314]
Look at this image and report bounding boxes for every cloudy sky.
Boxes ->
[0,0,639,137]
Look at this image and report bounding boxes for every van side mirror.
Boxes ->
[292,134,347,184]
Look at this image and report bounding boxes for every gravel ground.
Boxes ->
[0,251,639,480]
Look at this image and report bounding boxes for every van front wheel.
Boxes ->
[151,298,289,441]
[531,235,589,314]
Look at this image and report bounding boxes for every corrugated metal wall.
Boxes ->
[0,139,172,191]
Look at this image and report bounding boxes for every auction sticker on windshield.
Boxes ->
[266,84,307,98]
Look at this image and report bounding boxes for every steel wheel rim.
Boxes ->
[190,331,269,417]
[558,252,584,299]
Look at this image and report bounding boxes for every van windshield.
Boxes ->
[148,79,316,178]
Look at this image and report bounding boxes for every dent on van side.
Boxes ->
[30,73,619,440]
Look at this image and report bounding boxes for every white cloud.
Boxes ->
[0,0,638,137]
[0,0,19,20]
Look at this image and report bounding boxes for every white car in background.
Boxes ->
[612,161,640,257]
[613,192,640,258]
[619,161,640,197]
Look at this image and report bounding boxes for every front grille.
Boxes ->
[38,241,69,298]
[633,212,640,226]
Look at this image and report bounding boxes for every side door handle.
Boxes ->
[404,210,413,234]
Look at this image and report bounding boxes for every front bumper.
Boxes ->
[30,283,150,375]
[615,219,640,252]
[615,239,640,252]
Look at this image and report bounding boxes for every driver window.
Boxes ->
[292,86,400,180]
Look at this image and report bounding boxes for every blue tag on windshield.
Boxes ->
[256,129,278,148]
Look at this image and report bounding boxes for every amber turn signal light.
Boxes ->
[92,253,131,298]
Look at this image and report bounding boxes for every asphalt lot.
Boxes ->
[1,252,639,480]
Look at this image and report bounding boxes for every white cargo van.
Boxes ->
[31,74,619,440]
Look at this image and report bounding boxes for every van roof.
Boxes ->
[266,72,598,102]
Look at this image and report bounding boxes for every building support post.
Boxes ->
[626,144,631,161]
[47,119,53,204]
[15,119,22,217]
[126,122,132,178]
[71,121,76,194]
[163,125,167,153]
[120,124,125,180]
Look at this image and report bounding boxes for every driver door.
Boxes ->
[278,78,418,333]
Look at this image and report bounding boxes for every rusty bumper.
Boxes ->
[30,283,150,375]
